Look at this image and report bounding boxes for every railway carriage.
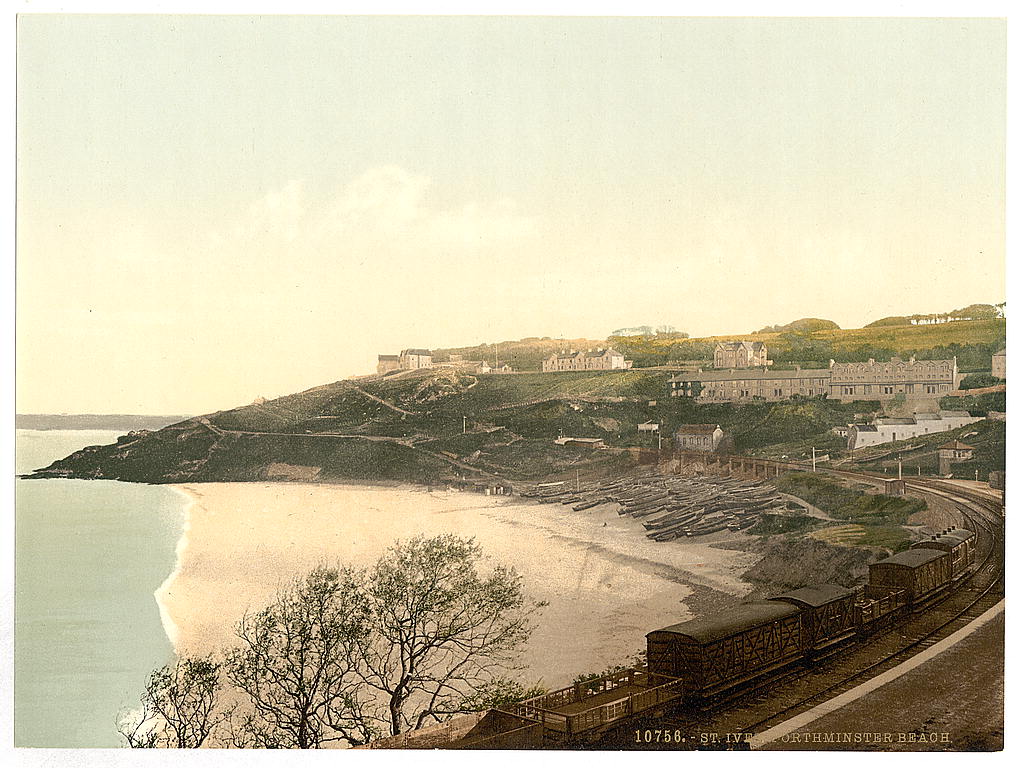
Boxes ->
[911,528,976,578]
[868,548,952,604]
[646,601,803,698]
[768,584,859,656]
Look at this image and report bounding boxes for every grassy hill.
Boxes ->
[433,318,1005,373]
[607,318,1005,371]
[26,368,879,487]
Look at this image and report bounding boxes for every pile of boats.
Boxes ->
[521,472,795,541]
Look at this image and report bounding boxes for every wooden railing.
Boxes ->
[510,666,684,738]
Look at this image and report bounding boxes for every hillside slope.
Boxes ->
[25,368,878,486]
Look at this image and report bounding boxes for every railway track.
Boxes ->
[598,471,1004,750]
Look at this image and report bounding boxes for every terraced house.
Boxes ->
[542,348,632,372]
[669,367,831,402]
[669,356,960,404]
[828,357,959,401]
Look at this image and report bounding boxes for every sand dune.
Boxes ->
[158,482,760,688]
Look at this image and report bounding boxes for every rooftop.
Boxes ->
[871,548,947,569]
[669,368,830,383]
[937,440,975,451]
[650,601,799,644]
[675,424,721,435]
[769,584,857,609]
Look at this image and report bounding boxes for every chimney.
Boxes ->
[829,359,835,368]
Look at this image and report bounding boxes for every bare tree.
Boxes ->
[119,656,224,748]
[356,534,545,735]
[225,565,372,748]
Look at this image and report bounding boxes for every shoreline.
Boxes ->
[154,485,196,652]
[158,481,760,686]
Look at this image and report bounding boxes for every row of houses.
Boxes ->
[842,410,982,449]
[377,349,515,376]
[541,348,633,372]
[670,356,961,403]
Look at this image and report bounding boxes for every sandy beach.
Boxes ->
[157,482,761,688]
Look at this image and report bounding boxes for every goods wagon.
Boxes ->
[646,601,802,697]
[868,548,952,603]
[769,584,858,655]
[912,528,976,578]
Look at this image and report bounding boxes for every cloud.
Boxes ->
[222,166,538,254]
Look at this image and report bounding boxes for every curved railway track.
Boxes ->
[599,470,1004,750]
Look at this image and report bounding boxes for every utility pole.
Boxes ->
[812,447,817,473]
[898,454,903,480]
[576,469,580,493]
[494,343,498,367]
[463,416,467,435]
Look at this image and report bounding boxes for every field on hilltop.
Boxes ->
[434,318,1005,373]
[607,318,1005,370]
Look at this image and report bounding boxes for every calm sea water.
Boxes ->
[15,429,187,748]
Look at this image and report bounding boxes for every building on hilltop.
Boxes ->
[674,424,726,452]
[846,410,982,449]
[542,348,632,372]
[992,348,1006,379]
[828,357,959,401]
[714,341,771,369]
[376,349,433,374]
[669,367,831,402]
[399,348,433,370]
[376,354,401,375]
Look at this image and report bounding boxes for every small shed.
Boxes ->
[554,437,606,449]
[884,478,906,496]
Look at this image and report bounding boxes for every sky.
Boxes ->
[15,15,1006,415]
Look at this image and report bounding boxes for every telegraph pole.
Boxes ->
[898,454,903,480]
[812,447,817,473]
[463,416,467,435]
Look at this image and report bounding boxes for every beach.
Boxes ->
[158,482,761,688]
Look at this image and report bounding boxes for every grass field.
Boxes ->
[433,318,1005,372]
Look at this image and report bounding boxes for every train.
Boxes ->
[646,527,976,699]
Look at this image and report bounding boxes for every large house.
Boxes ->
[714,341,770,369]
[542,348,632,372]
[828,357,959,401]
[670,356,960,404]
[399,349,433,370]
[670,367,831,402]
[377,348,433,374]
[674,424,726,452]
[846,410,982,450]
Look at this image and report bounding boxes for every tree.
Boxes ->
[225,566,372,748]
[119,656,225,748]
[355,534,545,736]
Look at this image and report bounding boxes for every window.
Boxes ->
[883,386,894,395]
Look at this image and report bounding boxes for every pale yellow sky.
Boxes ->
[16,16,1005,415]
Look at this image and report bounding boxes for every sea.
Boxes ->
[14,429,188,748]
